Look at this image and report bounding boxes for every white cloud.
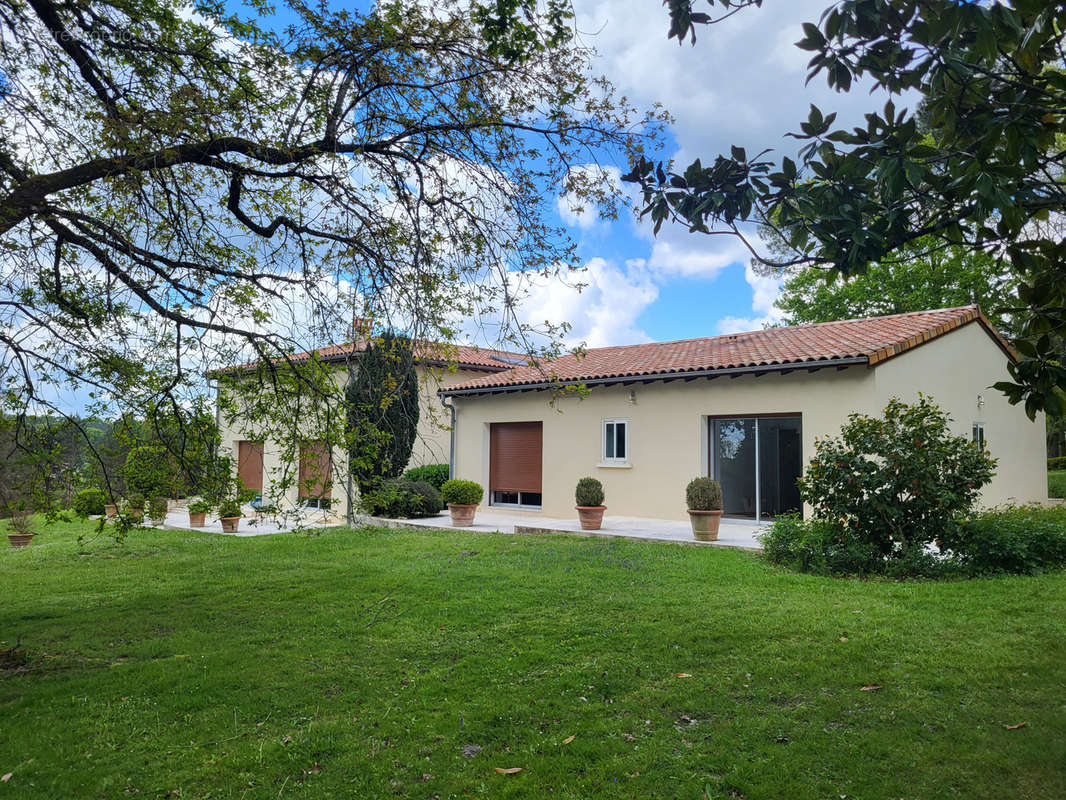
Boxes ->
[715,263,786,334]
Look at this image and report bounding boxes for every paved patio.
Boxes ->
[156,506,344,536]
[370,508,766,549]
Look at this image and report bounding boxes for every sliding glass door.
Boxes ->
[710,416,802,520]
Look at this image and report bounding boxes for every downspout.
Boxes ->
[440,394,457,479]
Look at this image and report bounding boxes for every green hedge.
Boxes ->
[1049,456,1066,471]
[360,479,442,518]
[403,464,450,490]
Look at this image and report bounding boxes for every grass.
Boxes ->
[2,519,1066,799]
[1050,469,1066,498]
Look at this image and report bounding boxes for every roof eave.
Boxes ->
[438,356,870,398]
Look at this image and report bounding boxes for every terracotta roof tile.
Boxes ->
[442,306,1014,395]
[216,340,527,375]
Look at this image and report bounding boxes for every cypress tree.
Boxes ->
[346,331,419,493]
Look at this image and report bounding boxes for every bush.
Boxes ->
[360,479,442,518]
[1050,470,1066,499]
[188,499,212,514]
[760,513,882,576]
[939,505,1066,576]
[575,477,605,507]
[72,488,107,517]
[1048,456,1066,471]
[126,492,145,513]
[218,498,242,518]
[125,445,177,497]
[685,477,722,510]
[148,497,168,523]
[440,479,483,506]
[800,396,996,558]
[403,464,450,489]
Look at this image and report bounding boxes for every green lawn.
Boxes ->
[1050,469,1066,498]
[2,519,1065,799]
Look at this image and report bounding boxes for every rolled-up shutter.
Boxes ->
[237,441,264,491]
[298,440,332,499]
[489,422,542,493]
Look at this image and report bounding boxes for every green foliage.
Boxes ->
[634,0,1066,416]
[1050,471,1066,500]
[941,506,1066,577]
[148,497,169,524]
[125,493,145,513]
[1049,457,1066,471]
[440,479,483,506]
[72,489,107,517]
[124,446,176,498]
[685,477,722,510]
[575,477,605,507]
[771,237,1018,336]
[218,499,242,519]
[761,513,883,577]
[403,464,450,490]
[360,479,442,519]
[800,396,996,557]
[187,499,212,514]
[347,332,420,494]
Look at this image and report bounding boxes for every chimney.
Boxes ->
[352,317,372,339]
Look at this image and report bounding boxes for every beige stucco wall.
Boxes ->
[450,321,1048,522]
[216,363,489,519]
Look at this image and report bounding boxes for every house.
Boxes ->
[438,306,1048,522]
[213,324,525,519]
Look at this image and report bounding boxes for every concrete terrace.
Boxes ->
[370,509,766,550]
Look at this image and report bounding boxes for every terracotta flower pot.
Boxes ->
[188,512,207,527]
[8,532,35,548]
[576,505,606,531]
[104,504,118,518]
[220,516,241,533]
[688,509,723,541]
[128,508,144,520]
[447,503,478,527]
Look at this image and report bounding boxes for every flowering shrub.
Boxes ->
[800,396,996,558]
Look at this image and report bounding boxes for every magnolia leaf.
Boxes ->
[561,735,575,745]
[859,684,883,692]
[494,767,523,774]
[1004,722,1027,730]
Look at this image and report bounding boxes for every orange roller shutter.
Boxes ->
[489,422,542,493]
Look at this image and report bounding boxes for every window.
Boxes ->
[602,419,629,464]
[972,422,986,450]
[490,490,542,509]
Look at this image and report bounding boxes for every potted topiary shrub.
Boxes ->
[575,477,606,530]
[686,477,723,541]
[126,492,145,520]
[218,498,242,533]
[440,479,483,527]
[187,499,211,527]
[7,508,35,548]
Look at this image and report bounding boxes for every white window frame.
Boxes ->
[972,421,986,450]
[601,418,630,466]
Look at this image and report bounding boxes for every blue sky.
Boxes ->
[224,0,905,350]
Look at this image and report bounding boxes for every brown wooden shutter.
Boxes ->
[489,422,542,493]
[237,441,264,491]
[298,440,332,499]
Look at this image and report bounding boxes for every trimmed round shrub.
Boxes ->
[403,464,450,490]
[218,498,242,518]
[575,477,605,507]
[73,488,107,517]
[686,477,722,510]
[440,479,483,506]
